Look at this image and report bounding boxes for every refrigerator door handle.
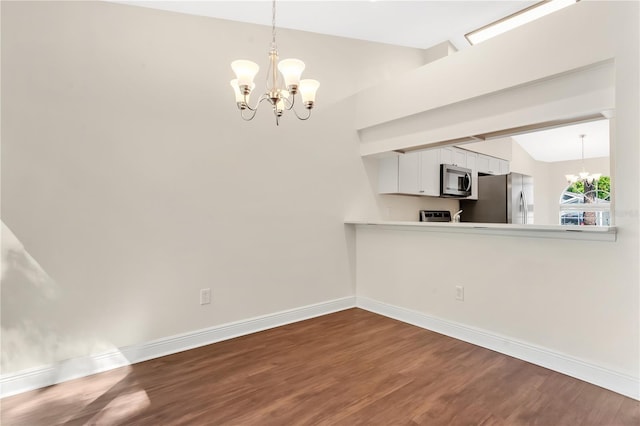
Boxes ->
[519,191,525,224]
[522,191,528,224]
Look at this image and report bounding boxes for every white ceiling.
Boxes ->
[112,1,535,51]
[112,0,606,162]
[513,119,610,163]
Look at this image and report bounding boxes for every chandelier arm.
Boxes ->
[281,93,295,111]
[286,95,296,112]
[292,106,312,121]
[240,108,258,121]
[242,93,272,112]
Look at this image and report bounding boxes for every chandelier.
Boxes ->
[229,0,320,126]
[565,134,601,184]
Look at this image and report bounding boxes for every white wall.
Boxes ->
[0,2,426,373]
[355,0,639,386]
[355,2,617,131]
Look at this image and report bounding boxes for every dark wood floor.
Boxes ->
[2,308,638,425]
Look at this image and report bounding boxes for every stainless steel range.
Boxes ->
[419,210,451,222]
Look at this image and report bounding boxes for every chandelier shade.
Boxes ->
[230,80,255,103]
[299,79,320,105]
[278,59,305,90]
[231,60,260,89]
[229,0,319,125]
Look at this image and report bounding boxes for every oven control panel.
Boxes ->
[419,210,451,222]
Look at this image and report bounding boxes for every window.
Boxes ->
[559,176,610,226]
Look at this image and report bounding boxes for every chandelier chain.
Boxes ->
[581,134,585,171]
[564,133,600,184]
[271,0,277,47]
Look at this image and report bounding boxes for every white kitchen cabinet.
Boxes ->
[378,147,489,198]
[476,153,509,175]
[378,156,400,194]
[487,156,500,175]
[419,149,441,196]
[499,158,510,175]
[398,149,441,196]
[377,150,441,196]
[398,151,421,194]
[441,147,466,168]
[476,154,489,174]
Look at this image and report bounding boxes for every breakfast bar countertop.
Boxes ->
[344,220,617,242]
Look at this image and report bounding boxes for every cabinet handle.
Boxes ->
[419,190,425,193]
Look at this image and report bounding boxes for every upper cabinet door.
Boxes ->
[398,151,421,194]
[476,153,509,175]
[453,149,467,168]
[499,158,510,175]
[420,149,441,196]
[476,154,490,174]
[487,156,500,175]
[378,156,399,194]
[440,147,466,167]
[440,147,453,166]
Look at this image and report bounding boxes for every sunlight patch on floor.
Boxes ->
[2,365,150,424]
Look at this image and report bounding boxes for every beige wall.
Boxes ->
[355,0,639,382]
[0,1,425,373]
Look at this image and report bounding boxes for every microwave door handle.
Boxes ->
[464,173,471,191]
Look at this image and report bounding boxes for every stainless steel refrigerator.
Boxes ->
[460,173,534,224]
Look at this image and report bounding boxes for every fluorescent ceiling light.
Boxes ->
[465,0,577,45]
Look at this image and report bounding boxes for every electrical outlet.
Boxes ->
[200,288,211,305]
[455,285,464,301]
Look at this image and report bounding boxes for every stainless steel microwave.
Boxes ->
[440,164,472,197]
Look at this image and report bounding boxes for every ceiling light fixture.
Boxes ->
[230,0,319,126]
[565,134,601,184]
[465,0,578,45]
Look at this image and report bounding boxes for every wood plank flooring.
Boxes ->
[2,308,638,425]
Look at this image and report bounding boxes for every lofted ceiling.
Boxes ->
[110,1,606,162]
[513,119,610,163]
[112,1,535,51]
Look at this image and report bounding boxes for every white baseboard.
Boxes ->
[4,295,638,401]
[356,296,640,400]
[0,296,357,398]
